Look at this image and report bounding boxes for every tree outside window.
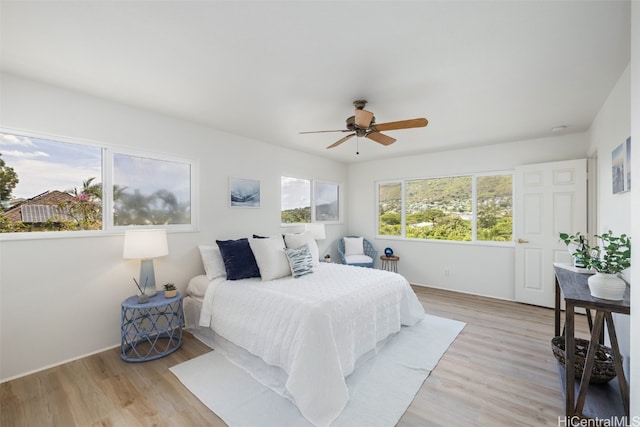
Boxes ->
[281,177,341,224]
[113,154,191,226]
[378,182,402,236]
[377,173,512,243]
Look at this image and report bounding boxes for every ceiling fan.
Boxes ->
[299,100,428,152]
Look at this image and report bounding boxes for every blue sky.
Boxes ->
[0,132,101,200]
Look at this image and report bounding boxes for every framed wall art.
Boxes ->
[229,177,261,208]
[611,137,631,194]
[625,136,631,191]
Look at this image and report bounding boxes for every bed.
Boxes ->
[184,238,425,427]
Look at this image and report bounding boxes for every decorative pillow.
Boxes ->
[186,274,213,298]
[216,238,261,280]
[249,236,292,281]
[198,245,227,280]
[344,237,365,256]
[284,231,320,267]
[285,243,314,278]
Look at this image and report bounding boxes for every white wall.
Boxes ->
[630,0,639,417]
[347,134,588,299]
[0,73,348,381]
[587,64,632,382]
[589,62,632,331]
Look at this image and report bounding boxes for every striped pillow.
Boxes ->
[285,243,314,278]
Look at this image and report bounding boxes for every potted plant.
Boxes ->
[164,283,177,298]
[559,230,631,300]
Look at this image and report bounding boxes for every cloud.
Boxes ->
[0,133,35,147]
[10,157,100,199]
[281,177,310,210]
[1,150,49,158]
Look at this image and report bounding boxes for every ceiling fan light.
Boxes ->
[355,109,374,128]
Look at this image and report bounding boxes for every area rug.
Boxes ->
[170,314,465,427]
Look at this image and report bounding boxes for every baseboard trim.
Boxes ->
[1,343,120,384]
[409,282,517,304]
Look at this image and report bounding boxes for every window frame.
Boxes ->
[280,176,343,225]
[312,179,341,223]
[0,128,198,240]
[375,171,513,246]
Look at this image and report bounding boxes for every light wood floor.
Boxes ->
[1,287,589,427]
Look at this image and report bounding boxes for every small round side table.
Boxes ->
[380,255,400,273]
[120,292,183,362]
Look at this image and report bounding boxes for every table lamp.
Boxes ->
[123,229,168,297]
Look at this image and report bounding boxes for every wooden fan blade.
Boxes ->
[299,129,351,134]
[355,109,374,128]
[327,133,355,149]
[372,118,428,132]
[366,132,396,146]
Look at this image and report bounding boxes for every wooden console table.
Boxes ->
[553,263,630,420]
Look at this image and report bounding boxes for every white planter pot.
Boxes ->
[587,272,627,300]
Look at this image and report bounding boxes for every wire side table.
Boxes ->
[120,292,183,362]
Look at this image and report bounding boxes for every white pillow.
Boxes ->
[249,236,292,281]
[186,274,212,298]
[198,245,227,280]
[284,231,320,267]
[344,237,365,256]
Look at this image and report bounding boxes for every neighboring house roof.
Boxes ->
[2,191,75,223]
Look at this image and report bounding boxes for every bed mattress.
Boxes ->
[186,262,424,426]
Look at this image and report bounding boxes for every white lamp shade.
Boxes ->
[304,223,326,240]
[123,229,169,259]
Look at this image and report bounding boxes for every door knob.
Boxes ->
[517,238,529,244]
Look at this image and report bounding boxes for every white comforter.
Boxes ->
[198,263,425,427]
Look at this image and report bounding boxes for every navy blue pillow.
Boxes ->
[216,238,261,280]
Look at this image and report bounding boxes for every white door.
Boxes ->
[514,159,587,307]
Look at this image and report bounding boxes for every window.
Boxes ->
[377,173,512,243]
[281,177,311,223]
[281,176,341,224]
[113,154,192,226]
[378,182,402,236]
[313,180,339,222]
[0,130,196,235]
[406,176,472,241]
[476,175,513,242]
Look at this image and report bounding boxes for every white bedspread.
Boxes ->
[198,263,425,427]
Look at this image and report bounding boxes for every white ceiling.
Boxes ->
[0,1,631,163]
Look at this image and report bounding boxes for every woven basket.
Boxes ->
[551,336,617,384]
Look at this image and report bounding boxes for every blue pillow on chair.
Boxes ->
[216,238,261,280]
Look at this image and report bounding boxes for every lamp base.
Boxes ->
[139,259,157,297]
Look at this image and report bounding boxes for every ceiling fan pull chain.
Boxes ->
[356,136,360,155]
